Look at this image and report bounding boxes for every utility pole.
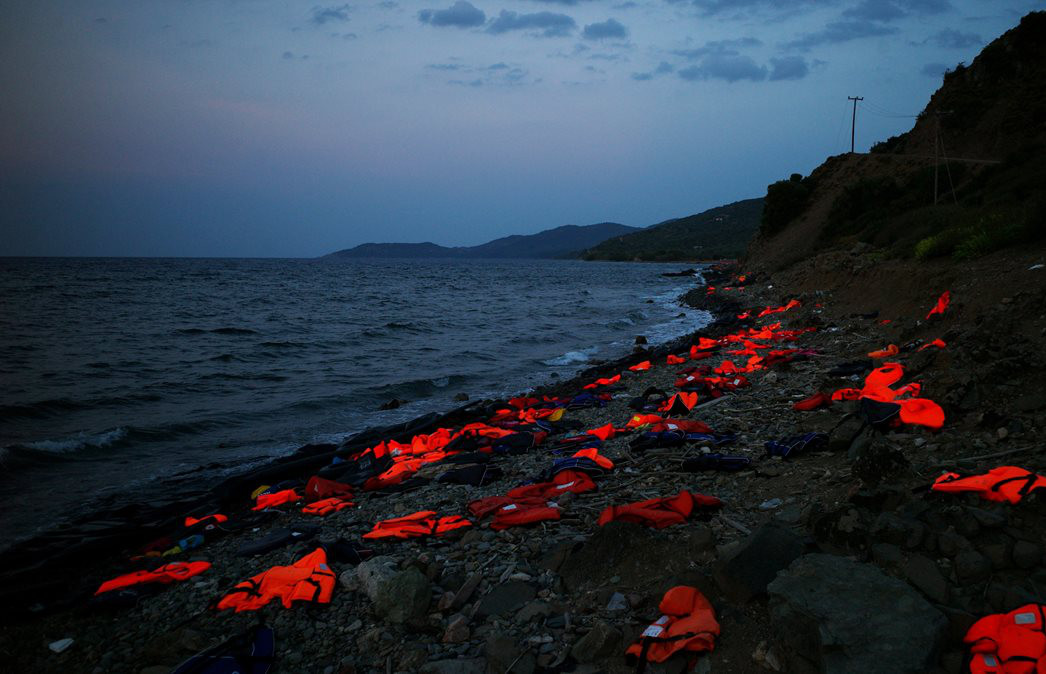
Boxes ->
[848,96,863,153]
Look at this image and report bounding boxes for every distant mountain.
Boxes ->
[581,198,764,262]
[323,222,638,260]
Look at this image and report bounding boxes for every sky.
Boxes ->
[0,0,1040,257]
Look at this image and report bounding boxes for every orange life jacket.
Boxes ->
[628,413,665,429]
[184,514,228,528]
[302,497,354,516]
[216,548,335,612]
[573,447,614,470]
[868,344,899,359]
[667,354,687,365]
[918,338,947,351]
[304,476,354,502]
[965,603,1046,673]
[932,466,1046,504]
[253,488,302,511]
[505,469,597,501]
[757,299,800,318]
[361,511,472,540]
[629,360,652,372]
[487,501,561,530]
[793,392,832,411]
[926,290,951,319]
[96,560,211,595]
[583,374,621,390]
[649,419,713,434]
[625,586,719,668]
[597,491,721,529]
[659,392,698,415]
[586,423,620,441]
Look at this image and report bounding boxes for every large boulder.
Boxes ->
[714,523,805,602]
[373,567,432,624]
[768,554,947,674]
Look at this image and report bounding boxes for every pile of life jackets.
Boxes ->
[598,491,722,529]
[832,362,945,430]
[931,466,1046,504]
[253,488,302,511]
[625,586,719,671]
[468,470,595,530]
[95,561,211,595]
[964,603,1046,673]
[361,511,472,540]
[216,548,335,612]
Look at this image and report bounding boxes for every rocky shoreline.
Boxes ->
[3,260,1045,674]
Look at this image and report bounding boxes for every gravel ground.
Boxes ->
[4,262,1046,674]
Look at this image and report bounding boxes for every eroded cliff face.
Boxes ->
[744,11,1046,277]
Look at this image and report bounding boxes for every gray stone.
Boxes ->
[851,437,909,485]
[905,554,950,604]
[768,554,947,674]
[687,524,715,554]
[452,572,484,610]
[373,567,432,624]
[955,550,991,584]
[968,508,1007,529]
[443,615,470,643]
[715,523,805,602]
[517,600,554,623]
[980,539,1013,570]
[937,529,970,557]
[570,621,622,662]
[485,632,533,674]
[476,581,537,618]
[1013,541,1042,569]
[870,543,904,572]
[829,415,865,454]
[356,556,398,602]
[420,658,486,674]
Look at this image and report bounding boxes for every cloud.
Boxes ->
[678,53,767,82]
[668,0,827,17]
[673,37,762,60]
[631,60,674,81]
[785,20,897,51]
[768,55,809,80]
[419,1,486,28]
[487,10,576,37]
[926,28,981,49]
[311,4,352,25]
[582,18,628,40]
[282,51,309,60]
[442,61,534,86]
[842,0,951,22]
[842,0,905,22]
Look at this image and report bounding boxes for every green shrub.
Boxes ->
[761,174,812,236]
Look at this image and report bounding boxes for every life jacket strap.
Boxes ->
[632,630,706,674]
[991,473,1039,497]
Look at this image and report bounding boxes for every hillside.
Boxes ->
[323,222,637,260]
[746,11,1046,274]
[581,198,763,262]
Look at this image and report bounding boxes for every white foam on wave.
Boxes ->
[22,426,129,453]
[543,346,600,367]
[637,281,714,345]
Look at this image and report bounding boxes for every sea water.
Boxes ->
[0,257,710,544]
